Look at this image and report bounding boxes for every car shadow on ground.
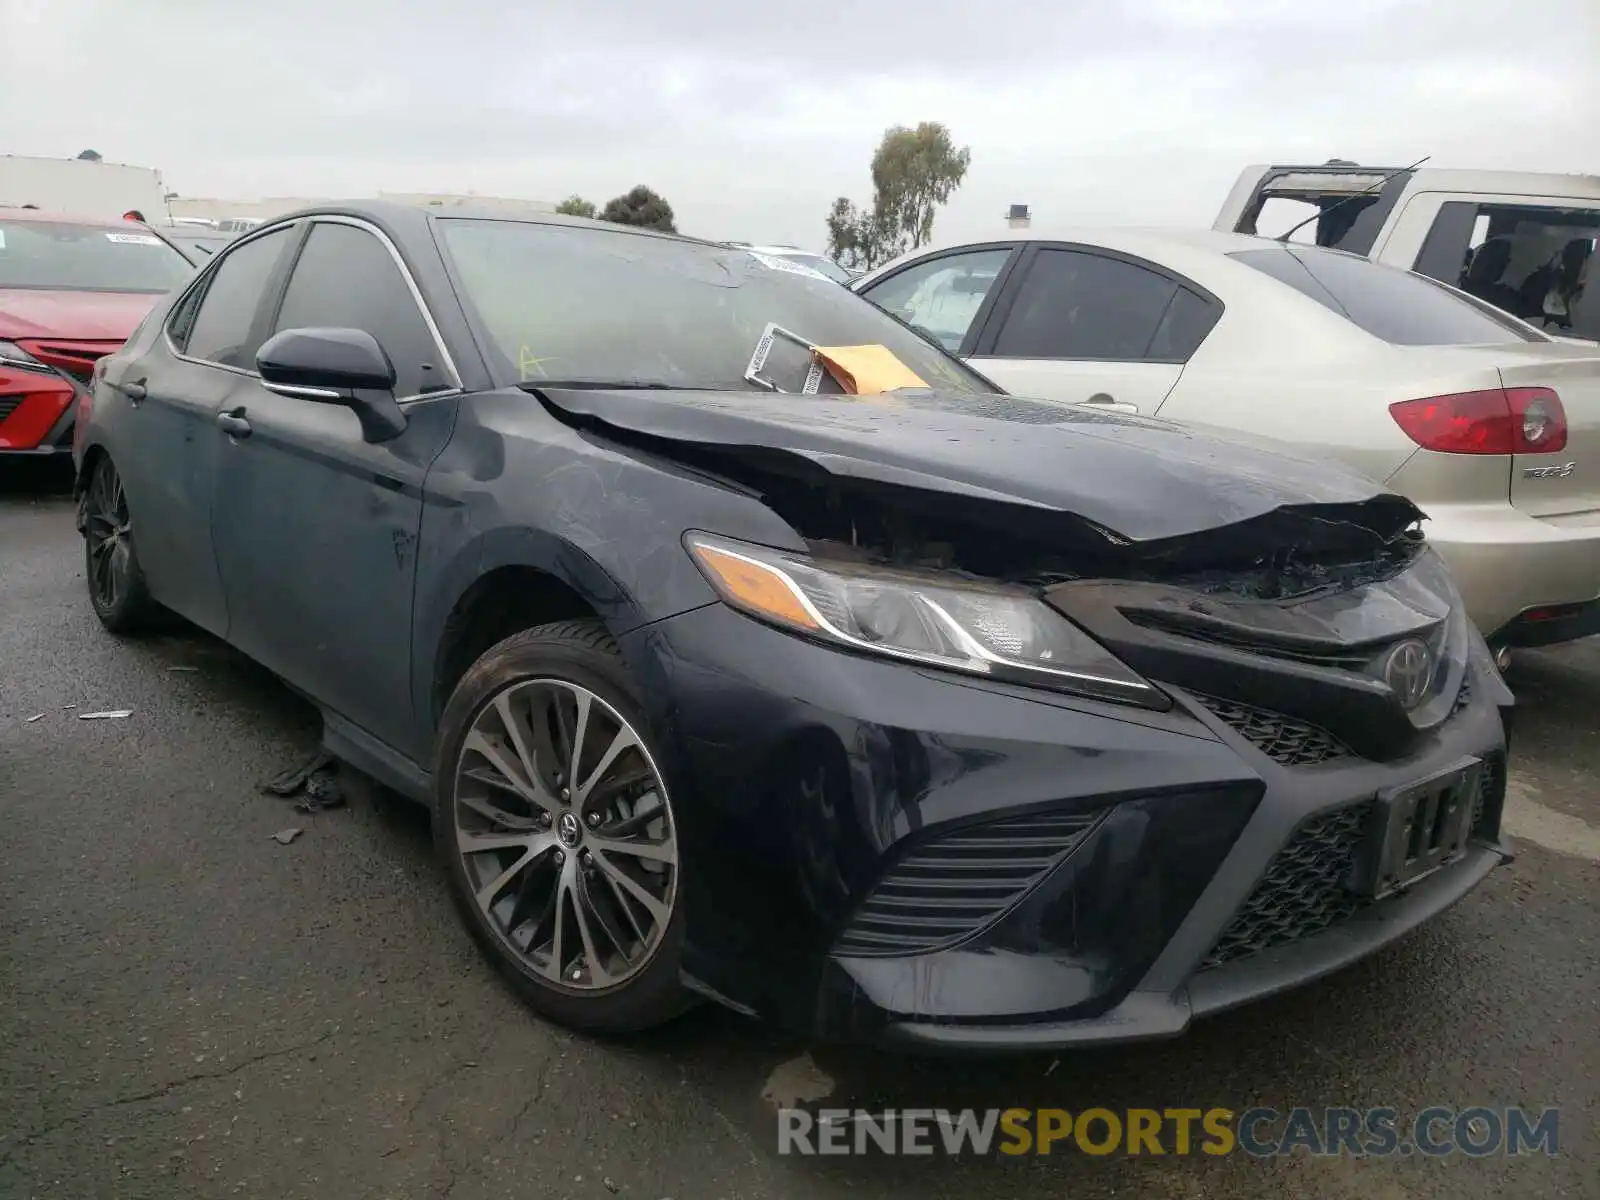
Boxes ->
[0,457,74,497]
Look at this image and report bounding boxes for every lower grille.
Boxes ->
[834,808,1102,957]
[1193,695,1351,767]
[0,396,21,423]
[1469,752,1506,841]
[1202,752,1505,971]
[1200,803,1372,970]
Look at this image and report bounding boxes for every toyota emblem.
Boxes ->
[557,811,582,847]
[1382,638,1433,710]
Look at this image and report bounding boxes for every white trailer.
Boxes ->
[0,155,170,220]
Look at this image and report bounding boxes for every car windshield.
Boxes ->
[0,218,194,293]
[1229,245,1542,346]
[439,219,990,393]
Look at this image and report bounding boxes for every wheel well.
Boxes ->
[432,567,598,721]
[75,444,106,497]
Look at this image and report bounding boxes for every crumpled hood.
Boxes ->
[533,386,1424,545]
[0,288,160,341]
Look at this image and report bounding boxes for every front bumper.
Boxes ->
[0,390,76,455]
[621,602,1512,1051]
[1422,501,1600,644]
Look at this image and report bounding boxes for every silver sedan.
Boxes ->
[853,228,1600,649]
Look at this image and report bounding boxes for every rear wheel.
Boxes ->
[81,455,162,634]
[433,619,690,1033]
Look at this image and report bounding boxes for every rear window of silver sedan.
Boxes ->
[1230,245,1544,347]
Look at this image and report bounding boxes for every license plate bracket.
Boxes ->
[1349,757,1482,900]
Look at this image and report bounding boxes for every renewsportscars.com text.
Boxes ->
[778,1106,1561,1158]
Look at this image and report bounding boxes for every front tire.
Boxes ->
[433,618,691,1034]
[81,455,162,635]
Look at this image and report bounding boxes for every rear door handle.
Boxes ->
[217,408,252,438]
[118,379,147,403]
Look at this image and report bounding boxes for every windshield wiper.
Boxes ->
[519,379,677,390]
[518,379,741,392]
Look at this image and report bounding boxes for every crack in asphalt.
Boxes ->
[438,1048,561,1200]
[0,1026,364,1171]
[402,1035,496,1129]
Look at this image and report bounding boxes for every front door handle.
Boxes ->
[121,380,147,403]
[217,408,252,438]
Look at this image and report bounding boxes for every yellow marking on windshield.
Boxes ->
[518,345,558,380]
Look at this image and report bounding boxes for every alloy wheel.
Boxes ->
[84,461,133,613]
[452,679,678,990]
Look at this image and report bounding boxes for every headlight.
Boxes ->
[685,532,1165,709]
[0,340,55,375]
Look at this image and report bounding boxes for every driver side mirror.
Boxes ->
[256,327,407,443]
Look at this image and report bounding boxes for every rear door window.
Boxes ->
[182,226,295,369]
[1230,245,1541,345]
[991,249,1182,361]
[273,221,449,398]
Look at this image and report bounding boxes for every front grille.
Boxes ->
[834,808,1102,957]
[1193,695,1352,767]
[1200,803,1372,970]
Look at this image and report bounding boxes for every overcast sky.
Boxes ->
[6,0,1596,248]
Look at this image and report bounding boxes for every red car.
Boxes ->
[1,208,192,456]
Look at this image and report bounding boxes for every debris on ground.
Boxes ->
[760,1052,837,1109]
[293,768,346,814]
[166,666,199,673]
[261,749,334,798]
[603,1178,620,1193]
[27,713,45,723]
[78,710,133,720]
[270,828,304,845]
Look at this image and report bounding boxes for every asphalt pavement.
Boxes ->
[2,472,1596,1200]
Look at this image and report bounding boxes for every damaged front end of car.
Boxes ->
[533,383,1514,1049]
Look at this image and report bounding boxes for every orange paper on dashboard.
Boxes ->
[812,344,928,395]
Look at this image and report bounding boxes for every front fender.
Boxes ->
[409,522,670,745]
[409,397,821,753]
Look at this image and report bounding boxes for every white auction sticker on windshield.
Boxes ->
[747,252,832,282]
[105,232,162,246]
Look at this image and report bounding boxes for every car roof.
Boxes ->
[247,198,728,251]
[1241,163,1600,202]
[913,224,1297,256]
[862,225,1369,283]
